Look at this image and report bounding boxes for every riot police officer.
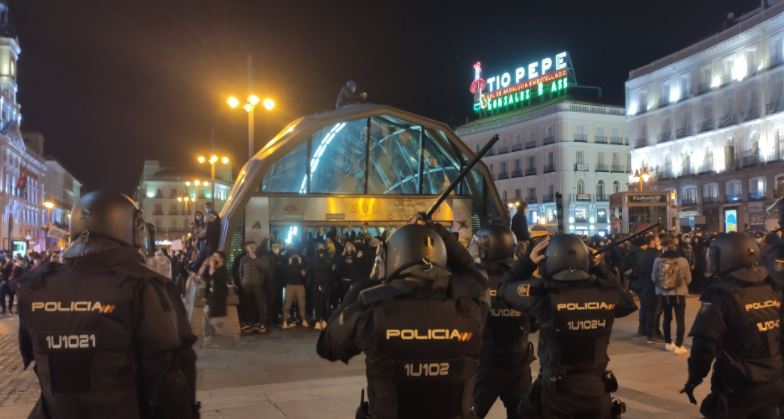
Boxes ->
[17,191,199,419]
[498,234,637,418]
[681,232,783,419]
[317,223,488,419]
[472,225,536,419]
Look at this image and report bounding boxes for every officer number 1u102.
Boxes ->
[403,362,450,377]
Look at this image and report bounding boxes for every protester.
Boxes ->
[201,251,238,348]
[652,236,692,355]
[239,241,269,334]
[282,250,309,329]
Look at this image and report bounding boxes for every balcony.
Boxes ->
[485,148,496,156]
[511,143,523,152]
[745,106,761,122]
[525,168,537,176]
[611,164,627,173]
[699,119,714,133]
[767,101,781,115]
[657,131,672,144]
[496,171,509,180]
[542,194,556,202]
[733,151,762,169]
[594,135,608,144]
[525,196,539,204]
[749,191,767,201]
[702,196,722,205]
[573,134,588,143]
[595,163,609,172]
[676,127,691,139]
[574,163,589,171]
[610,136,627,145]
[525,140,537,149]
[718,114,736,129]
[543,164,556,173]
[153,210,164,216]
[543,136,556,145]
[657,168,675,180]
[595,194,609,201]
[497,146,509,155]
[725,193,742,203]
[575,193,592,201]
[697,82,710,95]
[681,198,698,206]
[511,170,523,178]
[698,162,714,174]
[634,138,648,148]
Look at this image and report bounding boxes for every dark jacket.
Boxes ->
[335,85,364,109]
[17,246,198,419]
[511,211,530,241]
[205,265,229,317]
[285,256,307,286]
[239,254,267,288]
[311,253,334,285]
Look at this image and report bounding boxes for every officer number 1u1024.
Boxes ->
[45,334,97,350]
[403,362,449,377]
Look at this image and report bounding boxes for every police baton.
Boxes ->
[591,223,661,256]
[424,134,500,220]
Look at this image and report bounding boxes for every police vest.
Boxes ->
[716,281,783,387]
[363,278,483,419]
[481,263,531,365]
[18,262,158,418]
[541,286,615,374]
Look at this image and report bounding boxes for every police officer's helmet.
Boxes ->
[383,224,447,281]
[70,191,146,248]
[474,225,516,263]
[705,232,766,283]
[764,242,784,283]
[541,234,591,281]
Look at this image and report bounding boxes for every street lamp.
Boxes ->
[630,167,652,192]
[43,201,55,229]
[227,94,276,160]
[197,154,230,207]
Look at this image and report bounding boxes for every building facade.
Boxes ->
[456,99,630,236]
[43,159,82,245]
[627,0,784,232]
[136,160,233,241]
[0,2,48,252]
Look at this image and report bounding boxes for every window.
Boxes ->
[514,159,521,171]
[309,118,368,194]
[262,141,307,193]
[502,190,508,200]
[527,187,536,199]
[749,177,766,198]
[366,117,421,195]
[154,203,163,215]
[527,156,535,169]
[576,151,585,165]
[726,180,742,200]
[597,209,608,224]
[612,152,619,168]
[682,186,698,203]
[514,188,521,199]
[613,181,620,194]
[548,184,555,196]
[170,188,178,199]
[597,180,605,198]
[575,207,588,222]
[577,179,585,194]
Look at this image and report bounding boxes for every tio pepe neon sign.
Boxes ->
[471,51,570,114]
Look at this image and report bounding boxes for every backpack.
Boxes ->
[655,258,681,291]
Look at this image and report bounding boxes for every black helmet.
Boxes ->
[383,224,447,280]
[706,232,766,283]
[69,191,146,248]
[541,234,591,281]
[474,225,516,263]
[764,242,784,283]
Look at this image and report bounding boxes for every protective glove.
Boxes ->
[679,379,700,404]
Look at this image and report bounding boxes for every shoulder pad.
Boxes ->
[16,262,59,289]
[359,284,403,306]
[701,281,736,300]
[113,261,168,283]
[451,273,485,300]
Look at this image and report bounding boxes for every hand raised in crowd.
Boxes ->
[529,238,549,264]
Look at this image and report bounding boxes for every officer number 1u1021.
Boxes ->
[403,362,449,377]
[45,334,97,350]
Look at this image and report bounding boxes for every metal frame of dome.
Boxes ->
[218,103,506,250]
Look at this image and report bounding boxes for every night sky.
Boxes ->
[12,0,757,193]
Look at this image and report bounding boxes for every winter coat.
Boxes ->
[239,254,266,288]
[205,265,229,317]
[651,251,692,296]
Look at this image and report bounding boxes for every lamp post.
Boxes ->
[630,167,652,192]
[43,201,54,228]
[197,154,229,208]
[227,95,276,160]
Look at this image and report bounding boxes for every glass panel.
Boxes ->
[367,115,421,194]
[422,129,462,195]
[261,141,307,193]
[309,118,368,194]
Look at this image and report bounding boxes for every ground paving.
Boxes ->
[1,296,713,418]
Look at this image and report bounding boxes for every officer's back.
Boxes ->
[17,191,198,419]
[317,223,488,419]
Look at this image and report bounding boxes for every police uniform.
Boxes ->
[471,226,535,419]
[17,191,198,419]
[499,235,637,419]
[684,233,783,419]
[317,224,488,419]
